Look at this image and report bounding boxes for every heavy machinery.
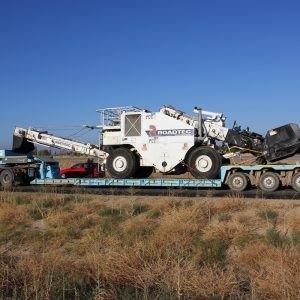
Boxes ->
[12,105,300,180]
[97,105,266,179]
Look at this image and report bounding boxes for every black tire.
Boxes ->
[133,166,154,178]
[292,173,300,192]
[106,148,138,179]
[258,172,280,192]
[228,172,249,192]
[187,147,221,179]
[0,169,14,188]
[256,157,267,165]
[222,157,231,165]
[61,173,67,179]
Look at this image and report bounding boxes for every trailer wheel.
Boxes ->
[0,169,14,188]
[133,167,153,178]
[291,173,300,192]
[188,147,221,179]
[106,148,138,178]
[258,172,280,192]
[227,172,249,192]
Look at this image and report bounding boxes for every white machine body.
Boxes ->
[100,105,230,173]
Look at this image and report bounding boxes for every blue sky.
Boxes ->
[0,0,299,148]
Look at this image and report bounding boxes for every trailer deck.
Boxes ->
[30,177,222,188]
[29,163,300,191]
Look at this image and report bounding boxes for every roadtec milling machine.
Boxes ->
[12,105,300,180]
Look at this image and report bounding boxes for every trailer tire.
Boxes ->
[0,169,14,188]
[188,147,221,179]
[291,173,300,192]
[133,167,153,178]
[106,148,138,179]
[258,172,280,192]
[228,172,249,192]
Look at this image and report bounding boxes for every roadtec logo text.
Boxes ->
[146,125,194,137]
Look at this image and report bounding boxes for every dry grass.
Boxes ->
[1,191,300,299]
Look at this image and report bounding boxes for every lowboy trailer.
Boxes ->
[30,163,300,192]
[1,149,299,192]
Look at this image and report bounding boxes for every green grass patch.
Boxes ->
[265,228,290,248]
[65,225,81,240]
[193,236,227,265]
[97,207,122,216]
[14,196,31,205]
[257,210,278,220]
[292,231,300,246]
[148,209,162,219]
[29,206,44,220]
[218,213,232,222]
[234,234,262,248]
[131,203,151,216]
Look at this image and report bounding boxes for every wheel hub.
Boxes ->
[3,174,10,183]
[113,156,127,172]
[233,177,243,188]
[195,155,212,172]
[263,177,275,188]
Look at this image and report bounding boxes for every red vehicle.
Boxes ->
[60,160,104,178]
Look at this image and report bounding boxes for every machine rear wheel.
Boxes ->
[0,169,14,188]
[106,148,138,179]
[291,173,300,192]
[187,147,221,179]
[258,172,280,192]
[228,172,249,192]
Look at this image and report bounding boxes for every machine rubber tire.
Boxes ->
[256,157,267,165]
[222,157,231,165]
[258,172,280,192]
[0,169,14,188]
[187,147,221,179]
[227,172,249,192]
[133,166,154,178]
[291,173,300,192]
[106,148,138,179]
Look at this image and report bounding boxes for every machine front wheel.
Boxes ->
[187,147,221,179]
[106,148,138,179]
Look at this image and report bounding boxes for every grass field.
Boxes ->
[1,192,300,299]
